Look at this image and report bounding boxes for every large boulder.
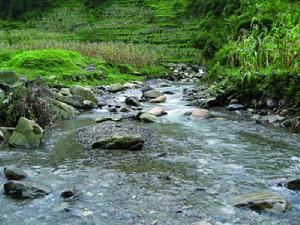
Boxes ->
[143,90,164,99]
[60,95,94,109]
[47,98,79,120]
[9,117,44,148]
[232,191,288,212]
[92,135,144,151]
[4,180,49,199]
[0,71,22,89]
[4,166,27,180]
[125,96,141,107]
[149,95,167,103]
[70,86,98,104]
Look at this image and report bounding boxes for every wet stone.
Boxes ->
[4,180,49,199]
[4,166,27,180]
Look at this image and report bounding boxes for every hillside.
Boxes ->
[0,0,299,105]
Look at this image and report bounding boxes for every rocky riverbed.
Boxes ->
[1,65,300,225]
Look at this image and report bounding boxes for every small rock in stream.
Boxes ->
[286,179,300,190]
[4,180,49,199]
[149,95,167,103]
[146,107,167,116]
[143,90,164,99]
[95,114,122,123]
[139,113,157,123]
[125,96,141,107]
[232,191,288,212]
[4,166,27,180]
[61,187,80,199]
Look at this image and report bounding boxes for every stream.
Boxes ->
[1,81,300,225]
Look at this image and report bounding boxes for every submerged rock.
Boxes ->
[9,117,44,148]
[92,135,144,151]
[4,166,27,180]
[233,191,288,212]
[70,86,98,104]
[4,180,49,199]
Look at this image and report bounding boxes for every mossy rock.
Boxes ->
[70,86,98,104]
[92,135,144,151]
[9,117,44,149]
[233,191,288,212]
[47,98,79,120]
[0,71,22,89]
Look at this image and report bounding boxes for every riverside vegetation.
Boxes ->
[0,0,300,224]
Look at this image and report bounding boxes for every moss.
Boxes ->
[0,49,144,86]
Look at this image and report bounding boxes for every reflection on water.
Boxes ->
[0,83,300,225]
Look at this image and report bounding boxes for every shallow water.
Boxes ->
[1,82,300,225]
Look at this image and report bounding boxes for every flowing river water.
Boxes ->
[1,81,300,225]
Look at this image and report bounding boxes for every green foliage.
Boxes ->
[0,49,143,86]
[0,0,299,108]
[0,0,55,19]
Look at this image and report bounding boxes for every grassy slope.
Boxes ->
[0,0,299,106]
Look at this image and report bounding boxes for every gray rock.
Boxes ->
[261,115,285,124]
[140,113,156,123]
[92,135,144,151]
[142,86,154,92]
[47,98,79,120]
[143,90,164,99]
[125,96,141,107]
[149,95,167,103]
[70,86,98,104]
[267,99,278,109]
[233,191,288,212]
[4,166,27,180]
[109,84,125,93]
[4,180,49,199]
[191,109,211,119]
[95,114,122,123]
[146,107,167,117]
[60,95,94,109]
[9,117,44,148]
